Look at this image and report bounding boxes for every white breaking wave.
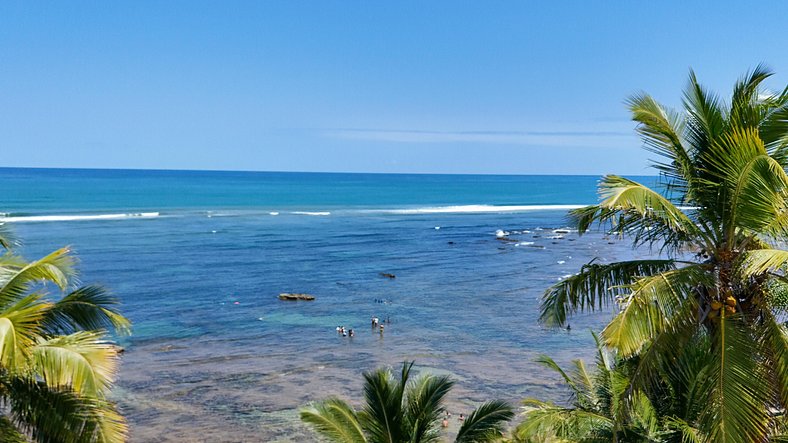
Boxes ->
[0,212,160,223]
[372,204,587,214]
[514,241,535,246]
[291,211,331,216]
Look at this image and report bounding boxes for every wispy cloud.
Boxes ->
[322,128,634,147]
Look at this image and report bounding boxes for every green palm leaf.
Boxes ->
[0,294,50,369]
[540,259,677,326]
[32,331,120,398]
[2,376,128,443]
[360,362,410,443]
[626,93,694,198]
[517,399,613,442]
[0,248,75,310]
[454,400,514,443]
[602,265,708,356]
[406,373,453,443]
[0,223,18,251]
[760,312,788,409]
[699,314,771,442]
[300,398,367,443]
[41,285,131,336]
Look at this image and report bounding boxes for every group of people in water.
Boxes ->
[335,315,392,338]
[371,316,392,334]
[335,326,354,337]
[441,411,465,428]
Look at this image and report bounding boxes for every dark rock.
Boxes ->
[278,293,315,301]
[379,272,396,279]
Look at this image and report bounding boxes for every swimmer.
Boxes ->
[442,418,449,428]
[458,414,464,422]
[348,329,354,337]
[379,324,384,334]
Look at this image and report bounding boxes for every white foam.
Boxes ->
[291,211,331,216]
[514,241,534,246]
[0,212,160,223]
[374,204,586,214]
[269,212,280,216]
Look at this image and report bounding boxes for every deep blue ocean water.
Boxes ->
[0,168,657,442]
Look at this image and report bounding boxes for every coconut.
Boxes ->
[710,300,723,310]
[725,296,736,307]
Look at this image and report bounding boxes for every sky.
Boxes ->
[1,1,788,175]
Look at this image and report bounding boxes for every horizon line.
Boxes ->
[0,166,657,178]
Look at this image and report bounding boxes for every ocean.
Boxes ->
[1,168,656,442]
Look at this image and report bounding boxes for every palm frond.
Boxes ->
[682,69,726,151]
[699,314,771,442]
[760,85,788,153]
[704,127,788,240]
[41,285,131,336]
[571,175,707,253]
[300,398,367,443]
[0,223,18,251]
[760,311,788,409]
[2,376,127,443]
[730,64,773,130]
[0,248,75,310]
[627,93,693,200]
[454,400,514,443]
[32,331,120,398]
[516,400,613,442]
[740,248,788,277]
[0,415,27,443]
[569,359,598,409]
[663,417,703,443]
[406,373,453,443]
[627,390,661,440]
[539,259,677,326]
[534,355,579,396]
[360,362,409,443]
[602,265,708,356]
[0,294,50,370]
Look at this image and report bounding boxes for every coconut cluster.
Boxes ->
[707,296,737,318]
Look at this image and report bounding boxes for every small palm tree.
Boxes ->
[514,333,688,443]
[300,361,514,443]
[540,66,788,441]
[515,332,788,443]
[0,226,131,442]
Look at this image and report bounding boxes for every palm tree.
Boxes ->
[514,333,711,442]
[0,226,131,442]
[300,361,514,443]
[539,65,788,442]
[515,333,788,443]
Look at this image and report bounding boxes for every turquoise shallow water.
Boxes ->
[0,168,656,442]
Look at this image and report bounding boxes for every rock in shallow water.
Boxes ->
[278,293,315,301]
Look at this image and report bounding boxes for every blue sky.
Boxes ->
[2,1,787,175]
